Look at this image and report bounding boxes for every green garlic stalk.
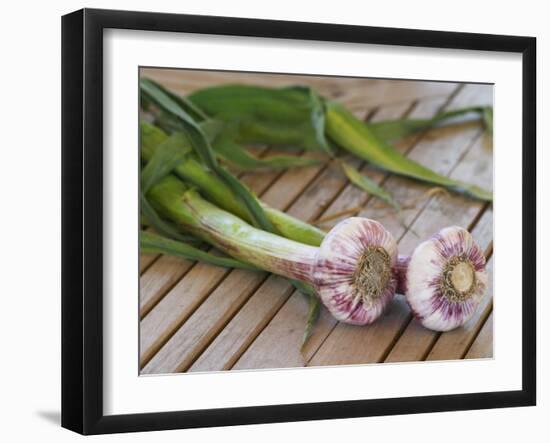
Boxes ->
[141,123,325,246]
[147,175,398,325]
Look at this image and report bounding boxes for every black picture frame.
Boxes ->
[61,8,536,435]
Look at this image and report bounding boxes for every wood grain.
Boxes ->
[465,313,493,359]
[140,253,158,274]
[190,275,296,372]
[142,268,268,374]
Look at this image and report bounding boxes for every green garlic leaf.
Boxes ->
[140,230,256,270]
[140,78,276,232]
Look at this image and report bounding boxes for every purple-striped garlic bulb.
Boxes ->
[399,226,488,331]
[150,180,399,326]
[312,217,398,325]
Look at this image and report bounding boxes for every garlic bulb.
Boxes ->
[402,226,488,331]
[313,218,398,325]
[149,177,399,326]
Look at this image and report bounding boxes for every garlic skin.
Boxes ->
[312,217,398,325]
[404,226,488,331]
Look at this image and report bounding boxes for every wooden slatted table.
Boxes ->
[139,68,493,375]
